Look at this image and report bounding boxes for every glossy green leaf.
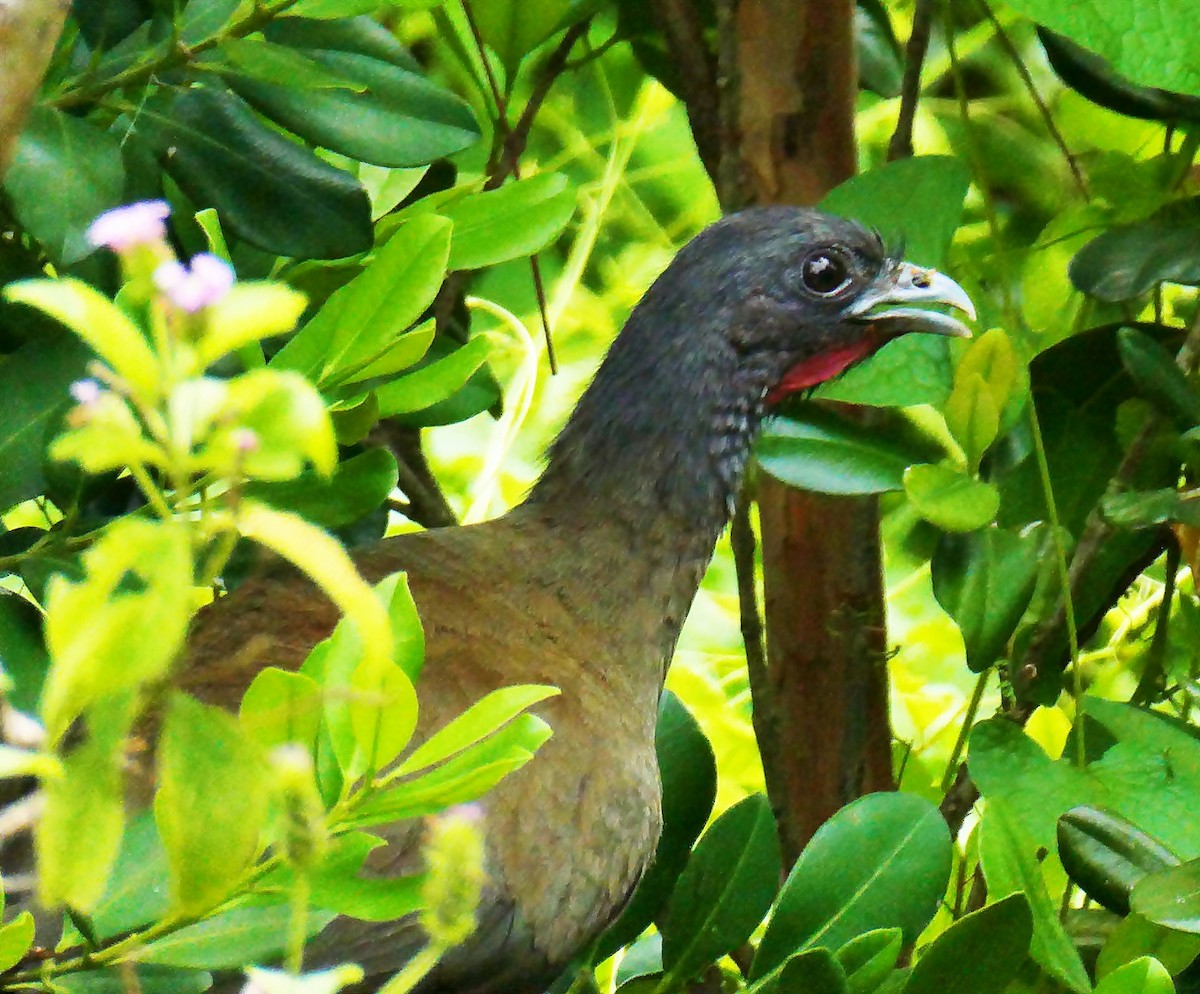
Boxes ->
[132,86,372,260]
[1058,805,1179,916]
[244,447,398,529]
[774,948,850,994]
[338,318,436,385]
[302,834,425,922]
[213,38,366,89]
[817,336,954,409]
[660,793,781,986]
[374,335,494,417]
[980,798,1091,993]
[1116,326,1200,425]
[179,0,240,45]
[595,693,718,960]
[138,906,334,968]
[272,216,452,386]
[397,684,560,775]
[5,278,159,402]
[1003,0,1200,96]
[348,650,419,772]
[154,693,270,914]
[219,370,337,480]
[903,464,1000,532]
[73,812,171,941]
[752,793,952,979]
[756,407,926,495]
[1096,913,1200,981]
[1070,201,1200,301]
[57,966,213,994]
[904,894,1032,994]
[228,50,479,168]
[442,174,576,270]
[42,519,192,744]
[0,590,50,714]
[239,668,324,752]
[1133,860,1200,934]
[3,106,124,266]
[931,524,1044,672]
[1093,956,1176,994]
[471,0,572,73]
[835,928,902,994]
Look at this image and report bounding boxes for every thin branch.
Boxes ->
[977,0,1090,199]
[650,0,720,180]
[370,423,458,530]
[886,0,935,163]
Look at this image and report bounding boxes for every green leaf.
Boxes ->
[0,334,89,513]
[154,693,270,914]
[374,335,494,417]
[57,965,213,994]
[774,948,850,994]
[227,50,480,168]
[396,684,560,776]
[818,336,954,409]
[903,464,1000,532]
[1102,489,1200,529]
[471,0,572,73]
[1093,956,1176,994]
[942,373,1000,472]
[660,794,781,987]
[1133,860,1200,934]
[1058,805,1179,916]
[37,694,134,910]
[219,370,337,480]
[244,448,399,528]
[1070,202,1200,301]
[337,318,436,385]
[1116,326,1200,425]
[138,906,334,968]
[300,834,425,922]
[1003,0,1200,96]
[348,650,419,772]
[213,38,366,89]
[0,590,50,714]
[239,668,324,752]
[1097,913,1200,981]
[980,798,1091,993]
[441,174,576,270]
[272,216,452,386]
[931,524,1044,672]
[594,692,718,960]
[3,106,124,266]
[73,812,171,941]
[904,894,1033,994]
[752,793,952,979]
[132,86,371,260]
[0,911,35,972]
[835,928,903,994]
[5,279,159,403]
[42,519,192,743]
[199,283,308,368]
[756,406,928,496]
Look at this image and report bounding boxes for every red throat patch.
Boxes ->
[766,339,877,406]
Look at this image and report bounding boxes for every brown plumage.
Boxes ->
[70,208,977,992]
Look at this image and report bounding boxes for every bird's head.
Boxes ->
[663,206,976,406]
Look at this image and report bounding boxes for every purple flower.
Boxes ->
[86,201,171,252]
[69,379,102,406]
[154,253,235,312]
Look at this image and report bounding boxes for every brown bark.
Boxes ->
[725,0,893,864]
[0,0,69,180]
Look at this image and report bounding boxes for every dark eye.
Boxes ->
[801,251,851,296]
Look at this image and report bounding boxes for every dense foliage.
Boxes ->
[1,1,1200,993]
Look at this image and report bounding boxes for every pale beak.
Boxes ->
[848,262,976,339]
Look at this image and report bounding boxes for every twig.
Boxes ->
[976,0,1089,199]
[886,0,935,163]
[1133,539,1181,704]
[369,423,458,529]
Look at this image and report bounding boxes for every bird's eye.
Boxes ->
[800,251,851,296]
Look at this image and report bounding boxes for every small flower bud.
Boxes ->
[271,744,328,871]
[86,200,171,252]
[233,428,260,454]
[419,804,486,949]
[69,378,102,406]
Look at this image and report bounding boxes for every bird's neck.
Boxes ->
[521,306,777,652]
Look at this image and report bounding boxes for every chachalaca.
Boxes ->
[81,208,977,992]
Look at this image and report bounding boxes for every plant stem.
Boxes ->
[940,670,989,795]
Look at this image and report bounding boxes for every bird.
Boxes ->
[50,207,978,993]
